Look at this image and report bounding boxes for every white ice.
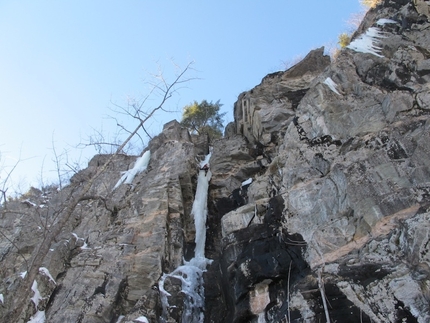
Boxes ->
[27,310,45,323]
[377,18,397,25]
[39,267,56,284]
[159,151,212,323]
[242,178,253,186]
[135,316,149,323]
[113,150,151,189]
[31,280,42,308]
[193,152,212,259]
[0,293,3,304]
[72,232,90,250]
[323,77,341,95]
[347,27,385,57]
[115,316,125,323]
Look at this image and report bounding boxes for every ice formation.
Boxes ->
[159,152,212,323]
[27,310,45,323]
[39,267,56,284]
[242,178,253,186]
[377,18,397,25]
[113,150,151,189]
[347,27,386,57]
[31,280,42,308]
[135,316,149,323]
[323,77,341,95]
[72,232,90,250]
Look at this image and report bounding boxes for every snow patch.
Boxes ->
[72,233,90,250]
[115,316,125,323]
[323,77,341,95]
[135,316,149,323]
[0,293,4,304]
[114,151,151,189]
[20,271,27,279]
[27,310,45,323]
[242,178,253,186]
[31,280,43,308]
[39,267,56,284]
[377,18,397,25]
[23,199,37,207]
[347,27,385,57]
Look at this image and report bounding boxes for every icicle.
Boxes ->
[113,150,151,189]
[347,27,386,57]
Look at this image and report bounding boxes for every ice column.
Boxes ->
[159,151,212,323]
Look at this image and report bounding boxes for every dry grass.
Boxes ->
[338,33,351,48]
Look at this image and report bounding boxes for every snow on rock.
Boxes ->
[39,267,56,284]
[323,77,341,95]
[242,178,253,186]
[115,315,125,323]
[72,233,90,250]
[0,293,3,304]
[134,316,149,323]
[347,27,385,57]
[377,18,397,25]
[114,150,151,189]
[31,280,43,308]
[22,199,37,207]
[27,310,45,323]
[20,271,27,279]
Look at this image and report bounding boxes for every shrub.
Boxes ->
[338,33,351,48]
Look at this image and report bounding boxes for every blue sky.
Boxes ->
[0,0,364,193]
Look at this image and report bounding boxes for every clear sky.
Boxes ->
[0,0,365,193]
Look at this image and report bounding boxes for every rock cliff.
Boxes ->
[1,0,430,322]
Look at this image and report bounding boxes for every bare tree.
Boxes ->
[3,61,195,322]
[82,61,195,155]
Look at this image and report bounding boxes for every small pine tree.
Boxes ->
[180,100,226,140]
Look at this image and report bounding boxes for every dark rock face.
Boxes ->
[2,1,430,323]
[204,1,430,322]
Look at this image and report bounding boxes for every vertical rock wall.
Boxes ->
[0,120,206,323]
[205,1,430,322]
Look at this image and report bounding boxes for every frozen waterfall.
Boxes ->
[159,152,212,323]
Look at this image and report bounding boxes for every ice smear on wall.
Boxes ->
[347,27,386,57]
[27,310,45,323]
[115,316,125,323]
[31,280,43,308]
[114,150,151,189]
[135,316,149,323]
[159,152,212,323]
[377,18,397,25]
[324,77,341,95]
[242,178,253,186]
[39,267,56,284]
